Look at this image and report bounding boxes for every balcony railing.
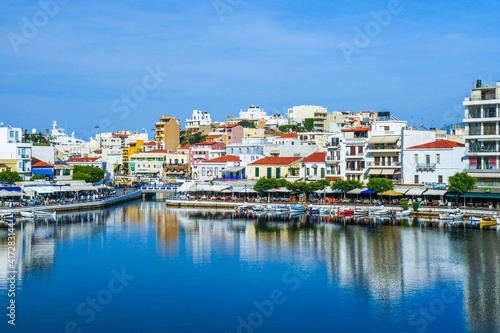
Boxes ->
[366,162,401,166]
[416,163,436,171]
[366,144,399,150]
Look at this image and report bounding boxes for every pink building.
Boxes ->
[219,124,244,144]
[189,141,226,177]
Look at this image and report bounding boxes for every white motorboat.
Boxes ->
[34,211,57,219]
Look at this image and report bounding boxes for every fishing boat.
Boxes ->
[396,210,411,218]
[290,204,307,214]
[369,207,388,217]
[439,211,464,221]
[354,209,368,217]
[469,216,481,225]
[479,217,498,229]
[235,205,250,213]
[20,211,35,218]
[251,204,265,213]
[339,208,354,217]
[34,211,57,219]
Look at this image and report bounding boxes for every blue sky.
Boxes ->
[1,0,500,140]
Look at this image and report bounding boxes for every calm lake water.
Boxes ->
[0,201,499,333]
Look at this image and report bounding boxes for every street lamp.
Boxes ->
[245,184,248,202]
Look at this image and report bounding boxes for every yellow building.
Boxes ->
[247,156,303,180]
[155,115,180,151]
[121,139,144,175]
[129,149,188,179]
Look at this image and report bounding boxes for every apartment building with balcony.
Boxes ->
[463,80,500,189]
[287,105,328,132]
[325,133,342,180]
[301,151,326,181]
[342,127,370,182]
[185,110,212,132]
[189,141,226,179]
[0,125,32,180]
[403,139,465,185]
[129,150,188,180]
[155,115,180,151]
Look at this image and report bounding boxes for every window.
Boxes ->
[468,106,481,118]
[414,175,419,184]
[436,154,440,164]
[485,105,496,118]
[202,167,206,176]
[484,122,496,135]
[425,155,430,164]
[267,167,272,178]
[438,175,443,183]
[414,154,418,163]
[255,167,259,177]
[276,168,281,178]
[469,123,481,135]
[215,168,218,177]
[384,126,390,131]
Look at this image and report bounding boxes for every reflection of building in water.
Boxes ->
[155,209,180,257]
[0,223,55,288]
[460,233,499,333]
[323,225,465,301]
[178,213,325,270]
[0,213,106,290]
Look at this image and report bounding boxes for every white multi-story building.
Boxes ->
[239,105,266,120]
[463,80,500,192]
[0,125,32,180]
[186,110,212,132]
[403,139,466,185]
[287,105,328,132]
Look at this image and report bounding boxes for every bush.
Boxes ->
[400,198,409,210]
[412,201,420,211]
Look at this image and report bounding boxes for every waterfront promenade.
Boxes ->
[0,189,141,214]
[165,197,500,220]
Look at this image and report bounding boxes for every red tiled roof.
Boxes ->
[32,160,53,168]
[302,152,325,163]
[203,155,240,163]
[341,127,371,132]
[407,139,464,149]
[219,124,239,128]
[207,134,222,138]
[249,156,302,166]
[145,149,168,153]
[179,145,190,150]
[195,141,217,145]
[67,157,99,163]
[279,132,298,139]
[143,141,157,146]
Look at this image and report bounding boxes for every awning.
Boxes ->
[194,184,230,192]
[347,188,364,194]
[223,166,245,173]
[379,190,403,196]
[462,192,500,199]
[368,168,382,175]
[367,136,399,144]
[467,173,500,178]
[361,189,375,195]
[70,184,97,191]
[380,168,396,175]
[0,190,22,197]
[34,186,55,194]
[423,189,447,196]
[285,177,303,183]
[405,187,426,196]
[32,169,54,176]
[177,182,195,192]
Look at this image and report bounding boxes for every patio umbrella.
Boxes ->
[378,190,403,196]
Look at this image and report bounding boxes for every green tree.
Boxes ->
[367,178,394,194]
[448,172,476,206]
[303,118,315,131]
[237,120,256,128]
[72,166,105,183]
[30,174,47,181]
[0,170,23,183]
[332,179,363,198]
[253,178,289,193]
[180,130,206,146]
[400,197,409,210]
